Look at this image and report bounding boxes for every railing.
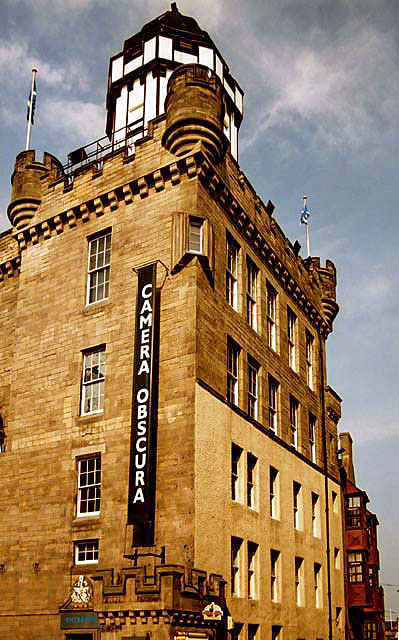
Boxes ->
[62,123,147,178]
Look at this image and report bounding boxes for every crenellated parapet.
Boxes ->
[61,549,227,636]
[306,257,339,330]
[7,150,64,229]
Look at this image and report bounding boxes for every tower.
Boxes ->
[0,6,356,640]
[106,3,243,159]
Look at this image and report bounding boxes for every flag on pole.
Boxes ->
[27,77,37,124]
[300,200,310,224]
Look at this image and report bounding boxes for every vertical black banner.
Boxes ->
[128,263,159,544]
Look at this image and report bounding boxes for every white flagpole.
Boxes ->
[25,68,37,151]
[303,195,311,257]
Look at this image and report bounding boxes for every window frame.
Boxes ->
[86,230,112,306]
[247,541,258,600]
[290,395,299,449]
[227,338,240,406]
[74,539,99,565]
[0,417,5,453]
[226,234,239,310]
[314,562,322,608]
[348,551,364,583]
[188,216,203,253]
[270,466,279,519]
[268,375,279,433]
[232,443,243,502]
[266,281,277,350]
[347,495,362,528]
[334,547,340,570]
[246,258,258,330]
[295,556,304,606]
[80,346,106,416]
[311,492,320,537]
[309,412,317,463]
[247,452,257,509]
[76,454,102,518]
[271,549,280,603]
[293,481,302,530]
[287,307,297,370]
[247,356,259,420]
[306,330,314,389]
[231,537,243,597]
[363,621,378,640]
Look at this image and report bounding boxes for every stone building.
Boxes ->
[0,5,348,639]
[340,434,385,640]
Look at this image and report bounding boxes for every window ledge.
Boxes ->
[72,516,101,528]
[82,299,111,315]
[72,563,100,574]
[78,412,104,423]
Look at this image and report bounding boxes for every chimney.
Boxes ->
[339,432,356,484]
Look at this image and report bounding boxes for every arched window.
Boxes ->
[0,416,5,453]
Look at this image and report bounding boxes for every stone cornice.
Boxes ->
[0,255,20,282]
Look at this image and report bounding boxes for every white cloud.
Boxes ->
[339,267,394,319]
[342,409,399,444]
[41,99,105,142]
[238,14,396,158]
[0,37,88,91]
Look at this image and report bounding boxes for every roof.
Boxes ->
[123,4,214,58]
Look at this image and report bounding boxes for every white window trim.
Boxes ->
[76,454,101,518]
[81,347,106,416]
[268,376,278,433]
[188,216,203,254]
[266,282,277,351]
[86,231,112,306]
[74,539,99,565]
[227,338,239,406]
[247,358,259,420]
[306,330,314,389]
[226,236,239,310]
[288,308,297,370]
[290,396,299,449]
[246,259,258,331]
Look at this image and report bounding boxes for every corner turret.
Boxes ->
[7,151,64,229]
[307,257,339,331]
[162,64,227,162]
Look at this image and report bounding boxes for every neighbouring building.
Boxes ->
[385,620,398,640]
[0,4,366,639]
[340,433,386,640]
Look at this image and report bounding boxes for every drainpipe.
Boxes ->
[319,334,333,640]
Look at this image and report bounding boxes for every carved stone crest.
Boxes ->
[60,575,93,610]
[202,601,223,620]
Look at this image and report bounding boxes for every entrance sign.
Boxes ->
[60,612,100,629]
[128,263,159,542]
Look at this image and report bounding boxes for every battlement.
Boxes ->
[7,150,64,229]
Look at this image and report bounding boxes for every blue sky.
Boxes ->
[1,0,398,612]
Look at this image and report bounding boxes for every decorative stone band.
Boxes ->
[0,256,20,281]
